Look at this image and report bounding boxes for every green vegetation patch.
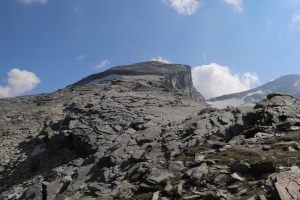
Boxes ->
[206,148,262,165]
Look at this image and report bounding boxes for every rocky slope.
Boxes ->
[208,74,300,108]
[0,62,300,200]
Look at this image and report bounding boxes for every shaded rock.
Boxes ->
[230,160,250,174]
[251,161,275,177]
[227,185,238,193]
[23,183,43,200]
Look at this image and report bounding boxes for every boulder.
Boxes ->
[268,167,300,200]
[230,160,250,174]
[251,161,275,177]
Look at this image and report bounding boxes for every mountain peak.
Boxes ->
[67,61,205,102]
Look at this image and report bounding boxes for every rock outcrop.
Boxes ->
[0,62,300,200]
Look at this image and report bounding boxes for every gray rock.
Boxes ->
[168,161,186,172]
[214,174,227,184]
[268,167,300,200]
[194,153,206,162]
[147,168,174,184]
[24,183,43,200]
[189,163,208,184]
[46,180,63,200]
[257,195,267,200]
[173,180,185,197]
[237,189,247,196]
[163,181,173,193]
[54,194,70,200]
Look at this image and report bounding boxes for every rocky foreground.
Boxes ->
[0,62,300,200]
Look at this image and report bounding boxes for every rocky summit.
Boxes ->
[0,62,300,200]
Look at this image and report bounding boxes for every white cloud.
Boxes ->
[192,63,259,99]
[289,14,300,31]
[21,0,47,4]
[222,0,243,13]
[76,55,86,61]
[164,0,204,15]
[0,68,41,98]
[151,56,172,64]
[91,59,110,69]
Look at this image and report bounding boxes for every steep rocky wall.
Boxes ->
[67,61,205,102]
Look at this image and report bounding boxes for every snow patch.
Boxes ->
[208,90,264,109]
[87,74,121,85]
[245,90,264,97]
[207,98,255,109]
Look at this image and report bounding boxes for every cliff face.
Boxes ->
[68,61,205,102]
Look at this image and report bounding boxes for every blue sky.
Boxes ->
[1,0,300,99]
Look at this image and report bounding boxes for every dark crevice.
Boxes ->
[42,184,47,200]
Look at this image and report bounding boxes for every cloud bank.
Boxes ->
[151,56,172,64]
[164,0,204,15]
[21,0,47,4]
[0,68,41,98]
[192,63,259,99]
[222,0,243,13]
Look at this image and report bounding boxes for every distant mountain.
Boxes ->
[208,74,300,108]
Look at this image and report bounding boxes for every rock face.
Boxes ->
[1,62,300,200]
[208,74,300,108]
[67,61,205,102]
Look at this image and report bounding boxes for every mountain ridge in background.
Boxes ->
[208,74,300,108]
